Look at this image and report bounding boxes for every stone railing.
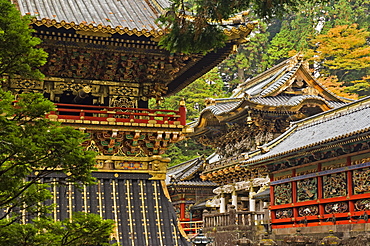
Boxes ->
[202,208,268,232]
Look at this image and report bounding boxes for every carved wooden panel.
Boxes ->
[274,183,292,205]
[298,205,319,217]
[355,199,370,211]
[353,167,370,195]
[275,208,293,219]
[297,178,317,202]
[325,202,348,214]
[323,173,347,199]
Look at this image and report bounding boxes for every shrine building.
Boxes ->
[187,55,359,244]
[243,95,370,243]
[3,0,256,245]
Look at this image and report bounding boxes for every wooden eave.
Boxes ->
[31,18,164,38]
[189,96,336,138]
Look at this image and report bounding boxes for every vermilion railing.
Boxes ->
[46,103,187,126]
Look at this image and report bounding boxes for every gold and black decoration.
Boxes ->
[197,111,289,158]
[36,173,187,245]
[82,130,182,157]
[39,44,192,85]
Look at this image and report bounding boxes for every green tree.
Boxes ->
[0,0,47,79]
[0,90,96,224]
[0,212,115,246]
[0,84,116,245]
[307,24,370,97]
[164,139,214,167]
[152,67,227,121]
[151,68,226,165]
[219,22,270,91]
[266,2,323,65]
[158,0,328,54]
[0,1,114,243]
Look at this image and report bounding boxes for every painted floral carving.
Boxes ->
[274,183,292,205]
[353,168,370,195]
[298,205,319,217]
[82,130,182,156]
[297,178,317,202]
[323,172,347,198]
[355,199,370,211]
[325,202,348,214]
[275,209,293,219]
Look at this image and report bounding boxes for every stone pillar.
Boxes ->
[249,195,256,225]
[220,194,226,213]
[249,198,256,211]
[232,190,238,210]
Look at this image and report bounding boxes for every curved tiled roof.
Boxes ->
[205,100,244,116]
[232,55,347,102]
[243,96,370,165]
[166,157,203,184]
[166,156,218,187]
[259,63,300,96]
[241,67,287,96]
[16,0,167,37]
[189,95,347,130]
[250,95,347,108]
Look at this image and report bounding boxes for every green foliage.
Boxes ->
[158,11,227,54]
[266,2,321,65]
[0,213,116,246]
[150,68,226,165]
[159,0,328,54]
[151,67,227,121]
[164,139,214,167]
[219,22,269,90]
[0,89,97,224]
[307,24,370,98]
[0,0,47,79]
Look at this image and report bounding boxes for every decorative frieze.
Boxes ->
[82,130,183,157]
[355,199,370,211]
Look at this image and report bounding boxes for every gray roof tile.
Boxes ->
[245,97,370,163]
[17,0,168,30]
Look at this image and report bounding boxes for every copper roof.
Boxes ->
[243,96,370,165]
[15,0,168,37]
